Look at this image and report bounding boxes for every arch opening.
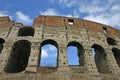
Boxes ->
[0,38,5,53]
[112,48,120,67]
[18,27,35,36]
[92,44,110,73]
[4,40,31,73]
[39,40,58,67]
[107,37,116,45]
[67,42,84,66]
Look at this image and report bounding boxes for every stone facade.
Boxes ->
[0,15,120,80]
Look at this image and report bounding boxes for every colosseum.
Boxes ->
[0,15,120,80]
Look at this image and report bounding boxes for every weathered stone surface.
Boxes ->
[0,15,120,80]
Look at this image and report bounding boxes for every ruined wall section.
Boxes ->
[0,17,14,71]
[0,16,120,80]
[0,16,14,39]
[33,16,120,80]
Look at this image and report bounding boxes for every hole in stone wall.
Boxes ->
[64,56,66,58]
[0,38,5,54]
[112,48,120,68]
[18,27,35,36]
[4,40,31,73]
[67,42,84,66]
[103,27,107,33]
[39,40,58,67]
[107,37,116,45]
[68,19,74,25]
[92,44,110,74]
[63,63,66,65]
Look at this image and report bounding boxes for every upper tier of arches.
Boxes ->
[0,15,119,38]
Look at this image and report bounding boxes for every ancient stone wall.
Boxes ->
[0,15,120,80]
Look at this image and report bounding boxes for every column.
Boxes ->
[25,44,40,73]
[58,44,70,80]
[105,49,120,74]
[58,45,68,67]
[0,44,12,72]
[84,47,99,75]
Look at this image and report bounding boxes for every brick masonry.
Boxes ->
[0,15,120,80]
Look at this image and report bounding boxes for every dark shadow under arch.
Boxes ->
[112,48,120,67]
[67,41,84,66]
[107,37,116,45]
[4,40,31,73]
[92,44,110,73]
[18,27,35,36]
[39,39,58,67]
[0,38,5,53]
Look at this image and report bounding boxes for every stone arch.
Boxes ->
[18,27,35,36]
[112,48,120,67]
[107,37,116,45]
[4,40,31,73]
[91,44,110,73]
[67,41,84,66]
[0,38,5,53]
[39,39,58,67]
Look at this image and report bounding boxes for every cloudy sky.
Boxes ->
[0,0,120,66]
[40,44,58,66]
[0,0,120,29]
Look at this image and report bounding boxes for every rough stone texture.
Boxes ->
[0,15,120,80]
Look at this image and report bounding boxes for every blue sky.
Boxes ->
[0,0,120,29]
[0,0,120,66]
[40,44,80,66]
[40,44,57,66]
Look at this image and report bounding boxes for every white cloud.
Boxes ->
[40,9,79,18]
[0,11,8,16]
[15,11,33,25]
[48,45,57,52]
[84,14,110,26]
[48,0,76,8]
[78,1,109,14]
[66,14,73,17]
[59,0,76,8]
[39,8,78,19]
[84,12,120,29]
[108,0,120,4]
[53,0,120,29]
[111,5,120,12]
[77,0,120,29]
[40,8,59,16]
[110,13,120,28]
[73,9,79,18]
[41,49,48,58]
[41,44,58,58]
[52,52,57,57]
[92,48,95,57]
[0,10,12,19]
[0,11,33,26]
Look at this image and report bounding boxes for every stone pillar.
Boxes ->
[58,44,70,80]
[84,47,99,75]
[25,44,40,73]
[0,44,12,72]
[105,49,120,74]
[58,46,68,67]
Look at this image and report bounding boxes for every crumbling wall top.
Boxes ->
[33,15,120,38]
[0,16,14,27]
